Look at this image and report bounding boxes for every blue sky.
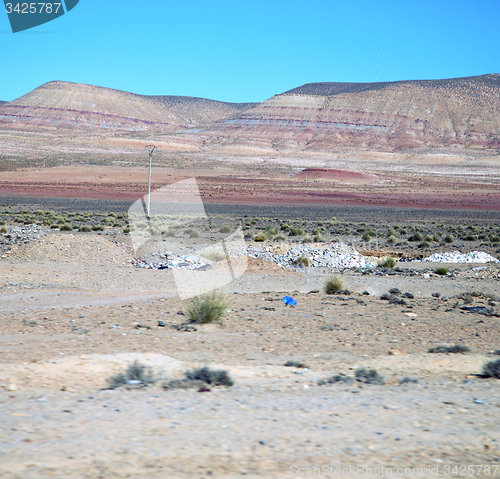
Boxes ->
[1,0,499,103]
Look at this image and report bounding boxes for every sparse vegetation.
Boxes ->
[201,248,227,262]
[324,275,344,294]
[106,360,155,389]
[274,233,286,241]
[399,377,418,384]
[355,368,384,385]
[284,360,308,368]
[362,232,372,242]
[185,291,229,325]
[185,366,234,386]
[428,344,470,354]
[288,226,305,236]
[481,360,500,379]
[435,267,449,276]
[318,374,353,385]
[409,232,424,242]
[377,256,398,268]
[219,225,232,233]
[292,255,310,267]
[313,234,326,242]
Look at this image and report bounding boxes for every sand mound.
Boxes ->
[0,353,184,391]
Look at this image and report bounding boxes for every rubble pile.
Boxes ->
[0,224,46,257]
[132,242,375,270]
[131,250,211,270]
[421,251,499,264]
[236,243,376,269]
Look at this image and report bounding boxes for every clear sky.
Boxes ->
[1,0,499,103]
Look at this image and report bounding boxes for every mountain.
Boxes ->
[0,81,257,131]
[201,74,500,151]
[0,101,6,106]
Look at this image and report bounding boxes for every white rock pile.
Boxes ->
[132,242,375,270]
[131,251,210,270]
[421,251,499,264]
[238,243,376,269]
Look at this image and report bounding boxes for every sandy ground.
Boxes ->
[1,229,500,478]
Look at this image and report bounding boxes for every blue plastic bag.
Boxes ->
[282,296,297,306]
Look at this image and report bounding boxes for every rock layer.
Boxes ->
[0,81,257,131]
[204,74,500,152]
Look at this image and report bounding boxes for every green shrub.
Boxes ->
[324,275,344,294]
[435,267,449,276]
[362,232,372,242]
[106,360,155,389]
[387,235,397,244]
[378,256,398,268]
[264,225,278,237]
[189,229,200,239]
[289,227,305,236]
[409,232,424,242]
[418,241,430,248]
[292,255,310,267]
[123,228,131,234]
[186,291,229,325]
[302,236,313,243]
[60,224,73,231]
[201,248,227,262]
[0,225,7,234]
[185,367,233,386]
[254,234,266,242]
[429,344,470,354]
[79,225,92,232]
[274,233,286,241]
[464,234,477,241]
[219,225,232,233]
[482,360,500,379]
[284,360,308,368]
[50,224,60,229]
[355,368,385,384]
[92,225,105,231]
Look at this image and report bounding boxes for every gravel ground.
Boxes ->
[1,226,500,479]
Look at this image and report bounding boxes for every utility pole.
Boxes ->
[145,145,157,218]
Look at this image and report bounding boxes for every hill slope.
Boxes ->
[201,74,500,151]
[0,81,257,131]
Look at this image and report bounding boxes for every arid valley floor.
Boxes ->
[1,76,500,478]
[1,202,500,479]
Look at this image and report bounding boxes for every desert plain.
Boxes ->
[0,76,500,478]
